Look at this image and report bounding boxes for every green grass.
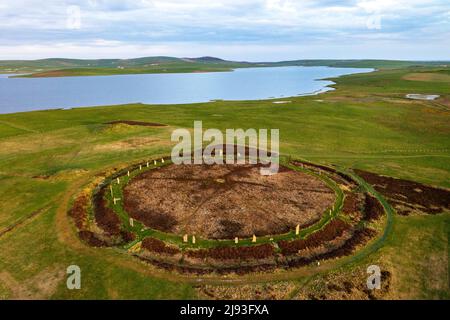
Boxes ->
[0,66,448,299]
[379,212,450,299]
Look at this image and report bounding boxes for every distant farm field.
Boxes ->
[403,72,450,83]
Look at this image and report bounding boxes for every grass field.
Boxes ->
[0,65,449,299]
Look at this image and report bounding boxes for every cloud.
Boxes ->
[0,0,448,60]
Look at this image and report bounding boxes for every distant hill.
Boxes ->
[0,56,448,77]
[183,56,237,63]
[0,56,184,69]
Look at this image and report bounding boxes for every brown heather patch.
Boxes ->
[68,194,89,230]
[278,219,351,256]
[142,237,180,255]
[92,186,121,236]
[364,194,384,221]
[78,230,108,247]
[185,243,275,261]
[355,169,450,215]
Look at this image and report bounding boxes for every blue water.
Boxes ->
[0,66,372,114]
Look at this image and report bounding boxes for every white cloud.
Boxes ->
[0,0,448,59]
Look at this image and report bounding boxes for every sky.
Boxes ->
[0,0,449,61]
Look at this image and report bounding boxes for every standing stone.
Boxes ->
[183,234,188,243]
[252,234,257,243]
[192,235,196,244]
[295,224,300,235]
[129,218,134,227]
[235,237,239,244]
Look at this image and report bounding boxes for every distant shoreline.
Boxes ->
[0,56,446,78]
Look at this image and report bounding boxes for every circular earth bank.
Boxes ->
[123,164,335,240]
